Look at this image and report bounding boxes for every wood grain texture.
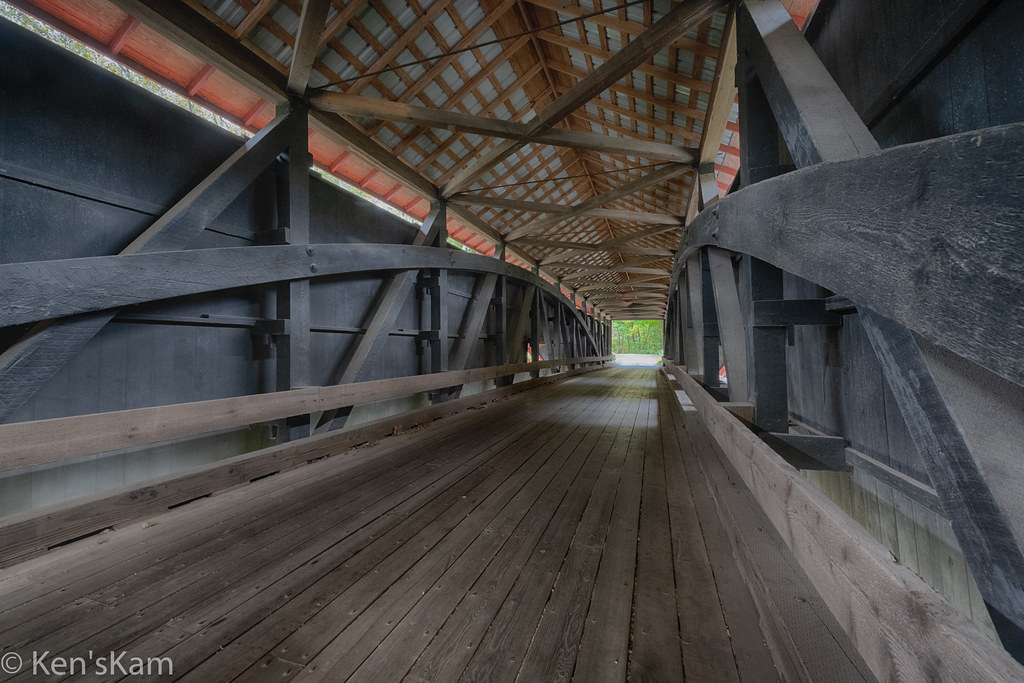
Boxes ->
[664,360,1024,682]
[859,309,1024,644]
[440,0,726,195]
[286,0,331,94]
[0,110,300,423]
[0,368,777,681]
[740,0,880,166]
[311,93,695,162]
[0,365,605,566]
[0,243,598,355]
[0,357,611,473]
[707,248,749,400]
[678,121,1024,390]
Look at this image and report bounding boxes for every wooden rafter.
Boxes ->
[311,92,696,162]
[232,0,276,39]
[449,193,683,224]
[90,0,739,318]
[522,0,720,59]
[440,0,726,196]
[287,0,332,94]
[505,163,691,241]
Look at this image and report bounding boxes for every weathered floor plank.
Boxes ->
[0,368,779,682]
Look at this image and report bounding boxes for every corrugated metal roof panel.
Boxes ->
[433,11,459,46]
[492,61,516,90]
[360,7,396,47]
[250,24,290,66]
[390,1,417,30]
[440,65,463,91]
[401,147,424,166]
[413,31,441,59]
[457,0,484,29]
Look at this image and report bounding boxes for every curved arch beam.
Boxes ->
[675,122,1024,388]
[0,244,598,354]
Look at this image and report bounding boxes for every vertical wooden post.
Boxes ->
[741,256,788,431]
[429,270,449,374]
[739,0,1024,658]
[685,256,704,380]
[530,289,541,378]
[736,43,790,431]
[274,96,312,440]
[700,249,721,388]
[489,276,507,379]
[676,284,688,366]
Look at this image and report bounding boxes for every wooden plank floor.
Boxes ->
[0,368,777,682]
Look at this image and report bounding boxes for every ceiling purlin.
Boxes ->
[358,0,516,146]
[546,62,707,121]
[516,156,586,206]
[440,0,725,197]
[413,61,544,173]
[573,104,702,145]
[115,0,731,318]
[434,0,554,196]
[343,0,455,96]
[537,29,711,96]
[340,2,413,98]
[233,0,276,40]
[319,0,371,49]
[526,0,719,58]
[523,0,615,247]
[184,0,299,80]
[493,146,590,206]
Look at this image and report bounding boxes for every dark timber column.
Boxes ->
[700,249,721,388]
[274,97,312,440]
[489,275,507,382]
[663,290,675,362]
[687,250,721,387]
[681,270,697,370]
[740,0,1024,658]
[737,42,789,431]
[529,289,541,378]
[676,281,688,367]
[424,200,449,401]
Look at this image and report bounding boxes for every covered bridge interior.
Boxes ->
[0,0,1022,680]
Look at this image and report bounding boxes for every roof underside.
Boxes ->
[10,0,817,319]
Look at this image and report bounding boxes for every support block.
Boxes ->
[753,299,842,327]
[765,433,847,471]
[722,402,755,423]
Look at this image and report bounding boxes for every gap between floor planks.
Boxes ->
[0,368,775,682]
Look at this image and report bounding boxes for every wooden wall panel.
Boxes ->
[0,19,447,514]
[777,0,1024,487]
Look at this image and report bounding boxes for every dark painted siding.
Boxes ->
[0,21,420,423]
[780,0,1023,484]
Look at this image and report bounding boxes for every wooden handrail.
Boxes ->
[0,356,611,473]
[0,365,605,566]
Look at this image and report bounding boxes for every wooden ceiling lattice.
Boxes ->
[9,0,819,318]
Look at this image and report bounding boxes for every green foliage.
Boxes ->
[611,320,663,355]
